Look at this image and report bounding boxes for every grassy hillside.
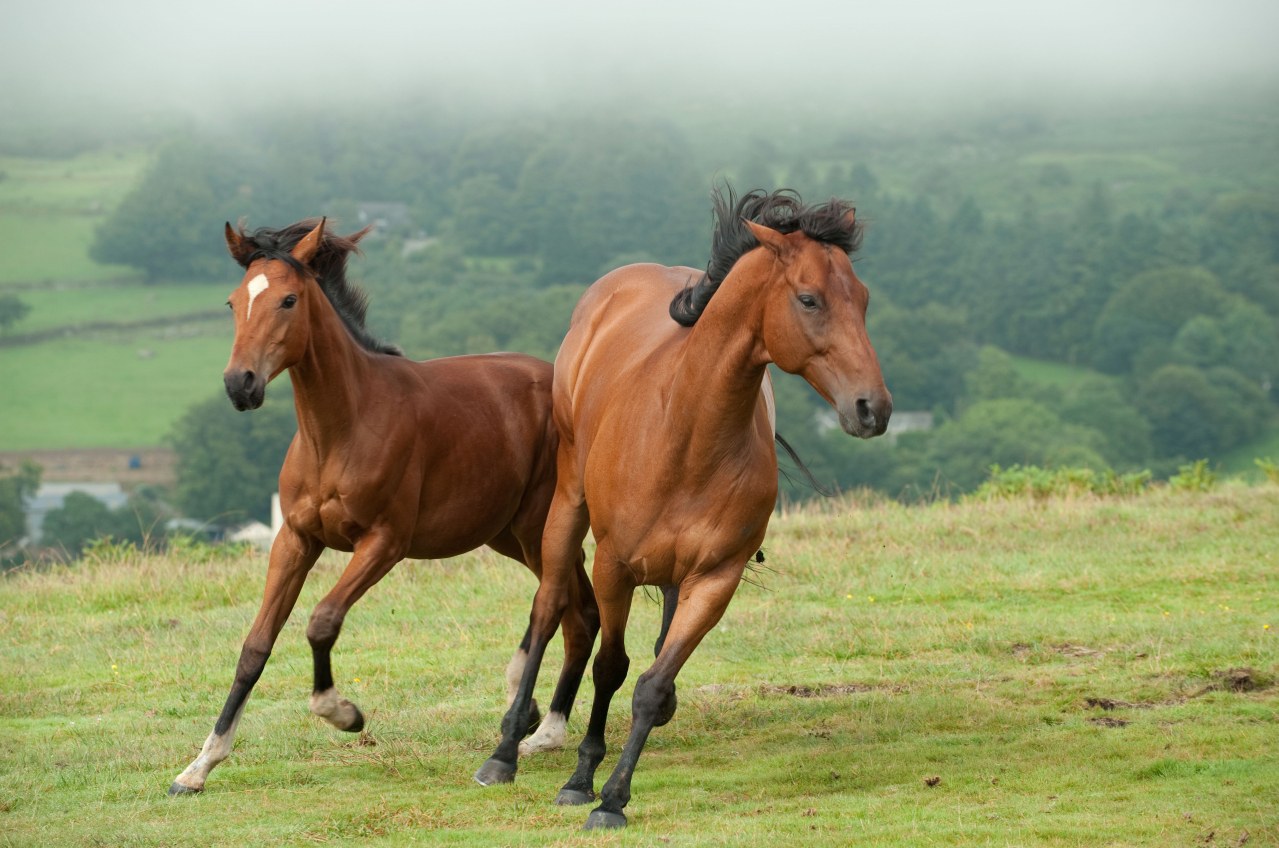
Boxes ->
[1,488,1274,846]
[0,323,232,450]
[0,150,148,286]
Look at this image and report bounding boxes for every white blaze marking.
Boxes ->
[245,274,270,320]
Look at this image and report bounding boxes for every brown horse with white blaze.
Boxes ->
[474,188,891,828]
[169,218,597,795]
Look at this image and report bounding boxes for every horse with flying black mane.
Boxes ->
[169,218,598,795]
[475,186,892,829]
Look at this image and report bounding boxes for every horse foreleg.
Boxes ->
[651,584,679,727]
[555,556,632,806]
[169,526,320,795]
[306,531,404,732]
[504,624,543,733]
[584,562,744,830]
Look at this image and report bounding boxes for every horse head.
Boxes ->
[222,218,331,411]
[751,214,892,438]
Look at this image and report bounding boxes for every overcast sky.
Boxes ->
[4,0,1278,118]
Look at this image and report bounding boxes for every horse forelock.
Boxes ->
[669,186,864,327]
[234,219,402,356]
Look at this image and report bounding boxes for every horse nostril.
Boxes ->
[855,397,876,428]
[241,371,256,391]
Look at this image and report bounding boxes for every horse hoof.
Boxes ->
[473,757,517,786]
[167,781,202,797]
[584,808,627,830]
[654,688,678,727]
[555,788,594,806]
[341,706,365,733]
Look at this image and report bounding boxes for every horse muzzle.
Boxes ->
[224,368,267,411]
[838,391,892,439]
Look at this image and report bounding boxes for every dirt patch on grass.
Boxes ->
[696,682,903,700]
[1084,667,1272,715]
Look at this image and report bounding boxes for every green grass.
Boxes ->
[0,149,149,285]
[1,487,1275,846]
[1,282,227,336]
[1009,355,1099,390]
[0,323,233,450]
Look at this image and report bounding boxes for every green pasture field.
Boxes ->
[2,282,228,337]
[0,149,148,286]
[0,324,233,451]
[1009,356,1097,390]
[1,487,1274,846]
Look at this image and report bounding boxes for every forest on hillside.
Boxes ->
[14,91,1279,521]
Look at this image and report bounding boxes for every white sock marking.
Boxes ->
[246,274,270,320]
[519,710,568,755]
[171,700,247,791]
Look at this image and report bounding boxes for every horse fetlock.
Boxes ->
[310,688,363,731]
[518,710,567,755]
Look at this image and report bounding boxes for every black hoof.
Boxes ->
[341,706,365,733]
[167,782,202,797]
[654,688,678,727]
[584,808,627,830]
[473,757,517,786]
[556,788,594,806]
[524,698,541,737]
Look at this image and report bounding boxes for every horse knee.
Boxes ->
[632,674,675,725]
[306,604,344,649]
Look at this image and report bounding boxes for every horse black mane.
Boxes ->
[231,218,402,356]
[669,186,864,327]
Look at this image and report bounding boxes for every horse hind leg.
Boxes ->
[306,534,404,732]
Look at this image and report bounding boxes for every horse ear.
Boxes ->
[745,219,788,253]
[225,222,253,267]
[349,224,374,245]
[291,218,326,265]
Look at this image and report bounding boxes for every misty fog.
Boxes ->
[4,0,1278,123]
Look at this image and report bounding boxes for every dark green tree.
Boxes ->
[0,294,30,333]
[169,391,298,524]
[41,491,115,557]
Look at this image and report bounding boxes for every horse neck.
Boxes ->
[287,285,374,458]
[670,260,773,449]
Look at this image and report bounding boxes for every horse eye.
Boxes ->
[797,294,819,310]
[281,294,298,309]
[225,301,233,311]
